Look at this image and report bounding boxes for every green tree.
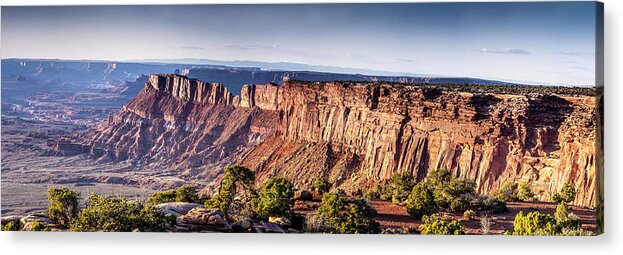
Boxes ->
[253,177,295,218]
[149,185,204,204]
[425,169,476,213]
[306,192,345,232]
[405,183,437,220]
[205,165,256,216]
[495,181,519,202]
[339,199,380,234]
[387,172,416,204]
[174,185,203,204]
[518,182,536,202]
[312,176,332,194]
[419,213,465,235]
[478,196,508,213]
[551,181,576,203]
[47,187,80,227]
[70,194,167,232]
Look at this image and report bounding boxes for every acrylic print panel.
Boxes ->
[0,2,604,235]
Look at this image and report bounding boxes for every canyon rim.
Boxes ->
[1,2,604,235]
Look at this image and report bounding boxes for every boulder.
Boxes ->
[294,190,313,201]
[176,208,232,232]
[155,202,203,217]
[19,215,53,226]
[1,215,22,226]
[268,216,291,228]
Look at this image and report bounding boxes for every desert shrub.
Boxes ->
[205,165,256,216]
[478,196,508,214]
[339,199,380,234]
[551,181,576,203]
[420,213,465,235]
[450,197,471,212]
[47,187,80,228]
[495,181,519,202]
[2,221,19,231]
[174,185,204,204]
[512,203,586,236]
[518,182,536,202]
[148,190,177,204]
[253,177,294,218]
[405,183,437,220]
[425,169,476,213]
[554,202,581,230]
[387,172,416,204]
[365,185,391,200]
[512,211,558,235]
[312,176,332,194]
[306,192,345,233]
[149,184,204,204]
[29,219,50,231]
[463,210,476,220]
[70,194,167,232]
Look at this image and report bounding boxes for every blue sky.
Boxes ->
[1,2,599,85]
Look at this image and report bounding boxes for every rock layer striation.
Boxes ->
[53,74,598,206]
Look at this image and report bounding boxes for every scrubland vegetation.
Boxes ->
[2,166,591,235]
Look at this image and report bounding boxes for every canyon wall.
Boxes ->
[55,74,598,206]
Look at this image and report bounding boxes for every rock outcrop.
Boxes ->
[53,74,599,207]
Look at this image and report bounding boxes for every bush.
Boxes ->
[339,199,380,234]
[450,197,471,212]
[29,219,50,231]
[365,185,390,200]
[306,192,345,233]
[2,221,19,231]
[70,194,167,232]
[149,185,204,204]
[425,169,476,213]
[512,211,558,235]
[387,172,416,204]
[512,202,586,236]
[478,196,508,214]
[551,181,576,203]
[420,213,465,235]
[253,177,295,218]
[312,176,332,194]
[47,187,80,227]
[148,190,177,204]
[463,210,476,220]
[175,185,204,204]
[405,183,437,220]
[495,181,519,202]
[205,165,256,216]
[518,182,536,202]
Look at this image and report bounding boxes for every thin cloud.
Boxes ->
[397,58,418,63]
[222,43,277,50]
[475,48,531,55]
[178,46,204,50]
[568,66,593,72]
[552,51,595,56]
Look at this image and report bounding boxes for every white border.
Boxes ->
[1,1,620,255]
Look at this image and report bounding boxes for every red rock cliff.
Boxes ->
[56,75,598,207]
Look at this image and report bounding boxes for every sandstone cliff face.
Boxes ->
[241,82,597,207]
[55,74,597,206]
